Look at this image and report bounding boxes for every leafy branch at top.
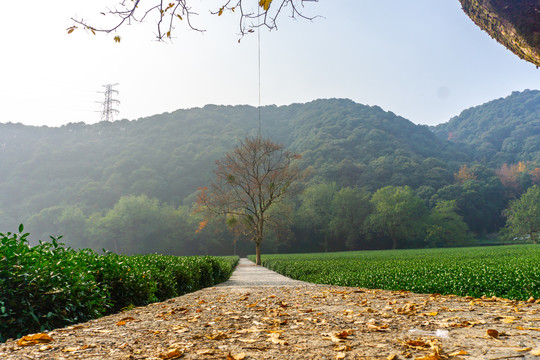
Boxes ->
[68,0,318,42]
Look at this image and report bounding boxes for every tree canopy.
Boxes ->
[196,136,303,264]
[2,93,540,254]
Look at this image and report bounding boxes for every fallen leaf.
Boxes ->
[197,349,217,355]
[268,332,287,345]
[515,347,532,352]
[205,331,227,340]
[502,317,516,323]
[227,352,246,360]
[17,333,54,346]
[448,350,468,356]
[238,338,259,343]
[335,352,346,359]
[116,320,127,326]
[158,348,184,359]
[335,330,353,339]
[415,354,442,360]
[367,323,389,331]
[334,344,352,351]
[38,345,53,351]
[404,340,430,350]
[62,347,79,352]
[486,329,499,338]
[387,355,398,360]
[531,348,540,355]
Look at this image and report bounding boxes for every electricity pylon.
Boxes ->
[97,83,120,122]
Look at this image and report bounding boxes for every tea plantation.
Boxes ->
[0,226,238,342]
[252,245,540,301]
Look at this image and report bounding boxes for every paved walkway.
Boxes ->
[217,258,309,288]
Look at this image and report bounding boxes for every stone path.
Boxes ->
[217,258,309,288]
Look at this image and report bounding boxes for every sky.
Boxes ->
[1,0,539,127]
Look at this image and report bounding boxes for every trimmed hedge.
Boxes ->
[0,226,238,342]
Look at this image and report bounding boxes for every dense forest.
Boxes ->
[1,91,539,255]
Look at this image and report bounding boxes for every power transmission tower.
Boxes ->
[97,83,120,122]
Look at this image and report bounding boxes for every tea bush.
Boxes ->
[253,245,540,301]
[0,226,238,342]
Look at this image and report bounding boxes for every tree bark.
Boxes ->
[459,0,540,67]
[255,242,262,265]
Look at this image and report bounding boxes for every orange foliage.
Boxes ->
[196,220,208,234]
[454,164,476,183]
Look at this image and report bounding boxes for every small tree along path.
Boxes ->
[2,259,540,359]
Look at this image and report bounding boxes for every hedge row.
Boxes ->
[0,226,238,342]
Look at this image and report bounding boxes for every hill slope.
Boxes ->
[432,89,540,165]
[0,99,466,230]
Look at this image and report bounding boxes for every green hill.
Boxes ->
[4,92,540,254]
[432,89,540,165]
[0,99,466,230]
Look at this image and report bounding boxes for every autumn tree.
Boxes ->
[197,136,303,265]
[496,162,528,195]
[503,185,540,244]
[69,0,317,41]
[454,164,476,184]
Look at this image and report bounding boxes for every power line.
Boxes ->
[96,83,120,122]
[257,5,262,138]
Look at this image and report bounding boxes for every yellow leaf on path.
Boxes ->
[227,353,246,360]
[205,331,227,340]
[531,348,540,355]
[516,347,532,352]
[334,344,352,351]
[62,346,79,352]
[116,320,126,326]
[38,345,52,351]
[268,332,287,345]
[17,333,54,346]
[367,323,389,331]
[448,350,468,356]
[415,354,442,360]
[158,348,184,359]
[336,352,346,359]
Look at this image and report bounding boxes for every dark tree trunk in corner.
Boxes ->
[459,0,540,67]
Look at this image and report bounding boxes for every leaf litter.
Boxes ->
[2,283,540,359]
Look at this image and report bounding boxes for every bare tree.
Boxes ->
[196,136,303,265]
[69,0,318,42]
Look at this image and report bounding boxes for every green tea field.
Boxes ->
[251,245,540,301]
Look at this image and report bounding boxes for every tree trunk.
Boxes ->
[255,242,261,265]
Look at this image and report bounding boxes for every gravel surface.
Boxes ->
[2,258,540,359]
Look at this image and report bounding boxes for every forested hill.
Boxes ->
[432,89,540,165]
[0,99,468,233]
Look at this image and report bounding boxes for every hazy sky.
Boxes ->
[1,0,539,127]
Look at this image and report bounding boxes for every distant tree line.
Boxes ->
[1,92,540,254]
